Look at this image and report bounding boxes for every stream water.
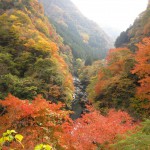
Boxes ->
[70,76,88,120]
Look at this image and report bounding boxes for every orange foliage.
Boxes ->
[0,95,137,150]
[94,48,133,96]
[0,95,72,149]
[63,107,137,150]
[132,37,150,101]
[107,48,133,75]
[0,95,136,150]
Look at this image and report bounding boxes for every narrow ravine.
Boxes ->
[70,76,88,120]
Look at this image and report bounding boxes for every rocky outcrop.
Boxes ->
[70,77,88,120]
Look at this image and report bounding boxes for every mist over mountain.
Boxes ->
[39,0,113,65]
[102,26,121,41]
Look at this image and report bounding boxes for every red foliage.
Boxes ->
[0,95,137,150]
[0,94,72,150]
[63,107,137,150]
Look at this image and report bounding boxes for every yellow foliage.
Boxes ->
[0,2,74,105]
[80,32,90,43]
[35,18,49,36]
[24,39,36,47]
[9,15,18,21]
[14,10,32,25]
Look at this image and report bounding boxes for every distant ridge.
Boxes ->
[39,0,113,65]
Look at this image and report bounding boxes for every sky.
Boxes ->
[71,0,148,31]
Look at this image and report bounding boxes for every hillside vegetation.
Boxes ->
[0,0,74,105]
[39,0,113,65]
[0,0,149,150]
[77,4,150,119]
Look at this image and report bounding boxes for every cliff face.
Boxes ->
[39,0,113,64]
[115,1,150,50]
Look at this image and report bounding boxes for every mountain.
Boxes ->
[115,1,150,50]
[38,0,113,65]
[0,0,74,105]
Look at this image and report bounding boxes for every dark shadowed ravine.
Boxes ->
[70,77,88,120]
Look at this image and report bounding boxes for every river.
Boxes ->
[70,76,88,120]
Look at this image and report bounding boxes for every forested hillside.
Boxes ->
[39,0,113,65]
[77,2,150,119]
[0,0,149,150]
[0,0,74,105]
[83,40,150,119]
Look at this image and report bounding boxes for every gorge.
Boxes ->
[0,0,149,150]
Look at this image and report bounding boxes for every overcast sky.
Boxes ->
[71,0,148,31]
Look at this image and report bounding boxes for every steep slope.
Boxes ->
[39,0,113,65]
[115,1,150,50]
[81,1,150,119]
[0,0,74,105]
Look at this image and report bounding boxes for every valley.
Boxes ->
[0,0,149,150]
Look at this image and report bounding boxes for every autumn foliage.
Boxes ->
[0,1,149,149]
[84,36,150,118]
[132,37,150,101]
[0,95,72,149]
[0,95,137,150]
[63,107,137,150]
[0,0,74,105]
